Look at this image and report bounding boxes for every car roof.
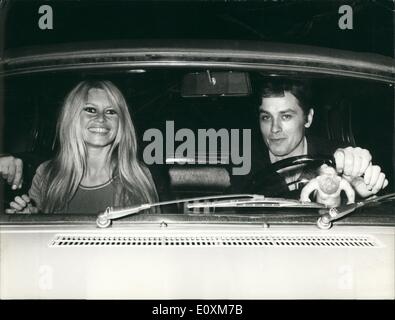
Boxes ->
[1,0,393,57]
[1,40,394,83]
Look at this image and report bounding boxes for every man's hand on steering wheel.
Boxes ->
[255,150,388,199]
[334,147,372,177]
[334,147,388,198]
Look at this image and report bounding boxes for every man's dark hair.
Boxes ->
[257,78,313,116]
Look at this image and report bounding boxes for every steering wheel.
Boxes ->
[249,155,335,196]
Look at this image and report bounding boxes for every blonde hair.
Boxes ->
[39,80,159,212]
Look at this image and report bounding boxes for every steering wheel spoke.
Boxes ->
[250,155,334,196]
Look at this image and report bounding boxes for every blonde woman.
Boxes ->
[7,80,159,213]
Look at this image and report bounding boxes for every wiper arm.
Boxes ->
[96,194,267,228]
[317,192,395,229]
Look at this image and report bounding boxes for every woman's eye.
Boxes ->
[84,107,96,114]
[105,109,117,115]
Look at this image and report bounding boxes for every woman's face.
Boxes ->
[80,88,120,149]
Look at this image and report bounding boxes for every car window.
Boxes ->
[1,69,394,218]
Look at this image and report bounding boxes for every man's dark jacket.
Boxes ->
[229,135,349,198]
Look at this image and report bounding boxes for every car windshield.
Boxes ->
[1,68,394,222]
[0,1,394,227]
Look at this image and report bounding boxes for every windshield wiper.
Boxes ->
[96,194,324,228]
[186,195,324,209]
[317,192,395,229]
[96,192,395,229]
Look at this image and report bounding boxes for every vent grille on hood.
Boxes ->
[50,234,380,248]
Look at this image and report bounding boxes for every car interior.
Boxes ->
[2,69,394,213]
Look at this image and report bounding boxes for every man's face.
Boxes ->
[259,91,313,157]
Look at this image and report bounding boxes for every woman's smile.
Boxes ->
[88,126,111,134]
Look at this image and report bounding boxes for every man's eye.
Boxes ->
[261,115,270,121]
[84,107,96,113]
[282,114,292,120]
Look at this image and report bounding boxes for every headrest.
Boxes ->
[168,166,231,191]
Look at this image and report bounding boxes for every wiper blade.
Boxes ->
[317,192,395,229]
[95,194,324,228]
[187,195,325,209]
[96,194,269,228]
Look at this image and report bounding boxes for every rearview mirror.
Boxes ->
[181,71,251,97]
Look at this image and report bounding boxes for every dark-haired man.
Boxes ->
[231,79,388,199]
